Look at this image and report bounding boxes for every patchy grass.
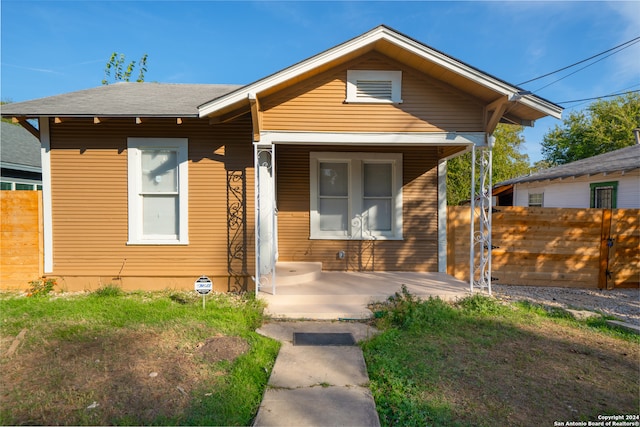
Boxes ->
[364,288,639,427]
[0,290,280,426]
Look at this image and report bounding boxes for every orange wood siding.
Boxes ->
[0,191,42,289]
[276,145,439,271]
[262,52,484,133]
[48,117,254,290]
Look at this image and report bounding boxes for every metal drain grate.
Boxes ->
[293,332,356,346]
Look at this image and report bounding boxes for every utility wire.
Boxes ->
[532,41,640,92]
[518,36,640,85]
[556,89,640,105]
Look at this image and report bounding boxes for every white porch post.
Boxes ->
[40,117,53,273]
[437,160,447,273]
[254,143,277,297]
[470,135,494,295]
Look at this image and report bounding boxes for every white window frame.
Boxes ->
[127,138,189,245]
[310,152,402,240]
[528,192,544,207]
[345,70,403,104]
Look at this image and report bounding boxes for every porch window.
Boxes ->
[590,181,618,209]
[310,152,402,240]
[127,138,189,245]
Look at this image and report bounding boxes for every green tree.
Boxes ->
[102,52,148,85]
[541,93,640,165]
[447,124,531,206]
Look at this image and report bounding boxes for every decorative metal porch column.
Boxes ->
[469,136,494,295]
[254,143,277,297]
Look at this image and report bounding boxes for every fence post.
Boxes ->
[598,208,613,290]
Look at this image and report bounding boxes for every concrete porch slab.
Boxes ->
[259,271,471,320]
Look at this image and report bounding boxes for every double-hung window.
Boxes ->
[310,152,402,240]
[590,181,618,208]
[528,193,544,207]
[127,138,189,245]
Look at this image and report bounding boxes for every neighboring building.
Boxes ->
[1,121,42,190]
[1,25,561,291]
[494,144,640,208]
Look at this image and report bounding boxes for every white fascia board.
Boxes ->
[259,131,485,146]
[0,162,42,173]
[515,96,563,119]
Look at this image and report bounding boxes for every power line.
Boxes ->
[518,36,640,86]
[556,89,640,105]
[532,41,640,92]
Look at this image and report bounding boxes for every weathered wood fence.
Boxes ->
[448,206,639,289]
[1,191,43,289]
[1,192,638,290]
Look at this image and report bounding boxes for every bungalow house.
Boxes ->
[1,25,561,292]
[494,144,640,208]
[1,121,42,190]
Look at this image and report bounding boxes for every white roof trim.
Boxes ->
[0,161,42,173]
[199,26,562,119]
[259,131,485,146]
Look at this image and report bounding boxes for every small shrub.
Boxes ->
[372,285,457,330]
[92,284,123,297]
[387,285,418,328]
[26,278,57,297]
[457,293,508,316]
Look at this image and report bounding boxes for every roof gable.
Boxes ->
[198,25,562,124]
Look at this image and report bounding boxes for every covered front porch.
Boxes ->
[259,262,471,320]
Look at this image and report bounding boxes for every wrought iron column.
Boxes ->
[470,136,494,295]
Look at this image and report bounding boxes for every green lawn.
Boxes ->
[2,285,638,426]
[0,288,280,426]
[363,289,640,427]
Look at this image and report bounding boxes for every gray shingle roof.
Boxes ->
[0,82,242,118]
[1,121,42,170]
[496,144,640,186]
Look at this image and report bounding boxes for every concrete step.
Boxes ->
[274,262,323,286]
[264,303,373,320]
[260,294,375,320]
[259,293,379,305]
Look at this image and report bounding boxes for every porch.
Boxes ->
[258,262,471,320]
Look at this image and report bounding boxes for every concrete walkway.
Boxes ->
[253,321,381,427]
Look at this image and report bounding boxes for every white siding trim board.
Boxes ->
[40,117,53,273]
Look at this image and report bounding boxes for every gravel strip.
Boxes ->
[491,285,640,326]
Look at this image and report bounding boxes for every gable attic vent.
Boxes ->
[356,80,393,100]
[346,70,402,104]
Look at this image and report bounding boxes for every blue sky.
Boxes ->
[2,1,639,162]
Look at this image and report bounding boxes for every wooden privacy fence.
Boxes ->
[1,191,43,289]
[447,206,640,289]
[1,192,638,290]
